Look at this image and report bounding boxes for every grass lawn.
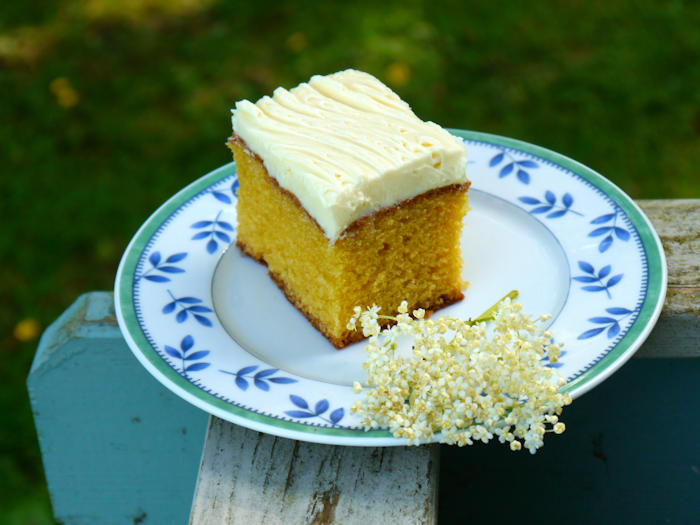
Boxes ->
[1,0,698,522]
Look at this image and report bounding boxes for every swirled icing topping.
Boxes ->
[231,69,467,240]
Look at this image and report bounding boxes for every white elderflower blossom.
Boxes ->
[347,291,572,453]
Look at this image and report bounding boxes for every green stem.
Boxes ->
[466,290,519,326]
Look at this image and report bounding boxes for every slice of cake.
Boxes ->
[228,69,470,348]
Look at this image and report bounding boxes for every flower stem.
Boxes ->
[467,290,519,325]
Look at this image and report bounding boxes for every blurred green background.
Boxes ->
[1,0,698,522]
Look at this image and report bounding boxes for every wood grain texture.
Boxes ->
[635,199,699,357]
[189,417,438,525]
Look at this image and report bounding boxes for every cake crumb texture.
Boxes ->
[230,138,469,348]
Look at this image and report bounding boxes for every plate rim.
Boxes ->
[114,129,667,446]
[450,129,667,398]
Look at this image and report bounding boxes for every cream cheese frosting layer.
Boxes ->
[231,69,468,241]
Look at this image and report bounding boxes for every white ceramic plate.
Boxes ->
[115,129,666,446]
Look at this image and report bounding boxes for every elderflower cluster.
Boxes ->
[347,294,572,453]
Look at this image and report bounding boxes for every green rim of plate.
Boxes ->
[116,129,666,440]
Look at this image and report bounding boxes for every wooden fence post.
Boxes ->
[27,292,209,524]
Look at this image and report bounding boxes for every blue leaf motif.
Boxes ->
[598,265,612,279]
[285,410,315,418]
[517,160,538,168]
[591,213,615,224]
[166,252,187,263]
[520,191,581,218]
[254,379,270,391]
[518,196,540,205]
[221,366,297,392]
[268,377,297,384]
[212,191,232,204]
[164,345,182,359]
[139,251,187,283]
[255,369,279,379]
[516,169,530,184]
[582,285,607,292]
[215,231,231,243]
[191,211,235,255]
[290,395,309,410]
[606,274,624,287]
[159,265,185,274]
[164,335,210,377]
[578,261,595,274]
[185,350,210,361]
[546,209,567,219]
[181,335,194,351]
[284,397,344,426]
[588,210,631,251]
[499,162,514,178]
[145,275,170,283]
[330,408,345,424]
[211,179,238,204]
[578,307,635,340]
[237,365,259,376]
[562,193,573,208]
[489,152,504,166]
[186,362,210,372]
[163,293,213,327]
[573,276,598,283]
[599,235,614,253]
[188,305,213,313]
[193,314,213,327]
[314,399,329,415]
[606,307,633,315]
[589,227,613,237]
[578,327,606,340]
[615,227,630,241]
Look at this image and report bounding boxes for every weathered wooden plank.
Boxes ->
[189,417,439,525]
[635,199,699,358]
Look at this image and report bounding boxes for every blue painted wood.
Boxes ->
[27,292,208,525]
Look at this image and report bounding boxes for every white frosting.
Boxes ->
[231,69,468,240]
